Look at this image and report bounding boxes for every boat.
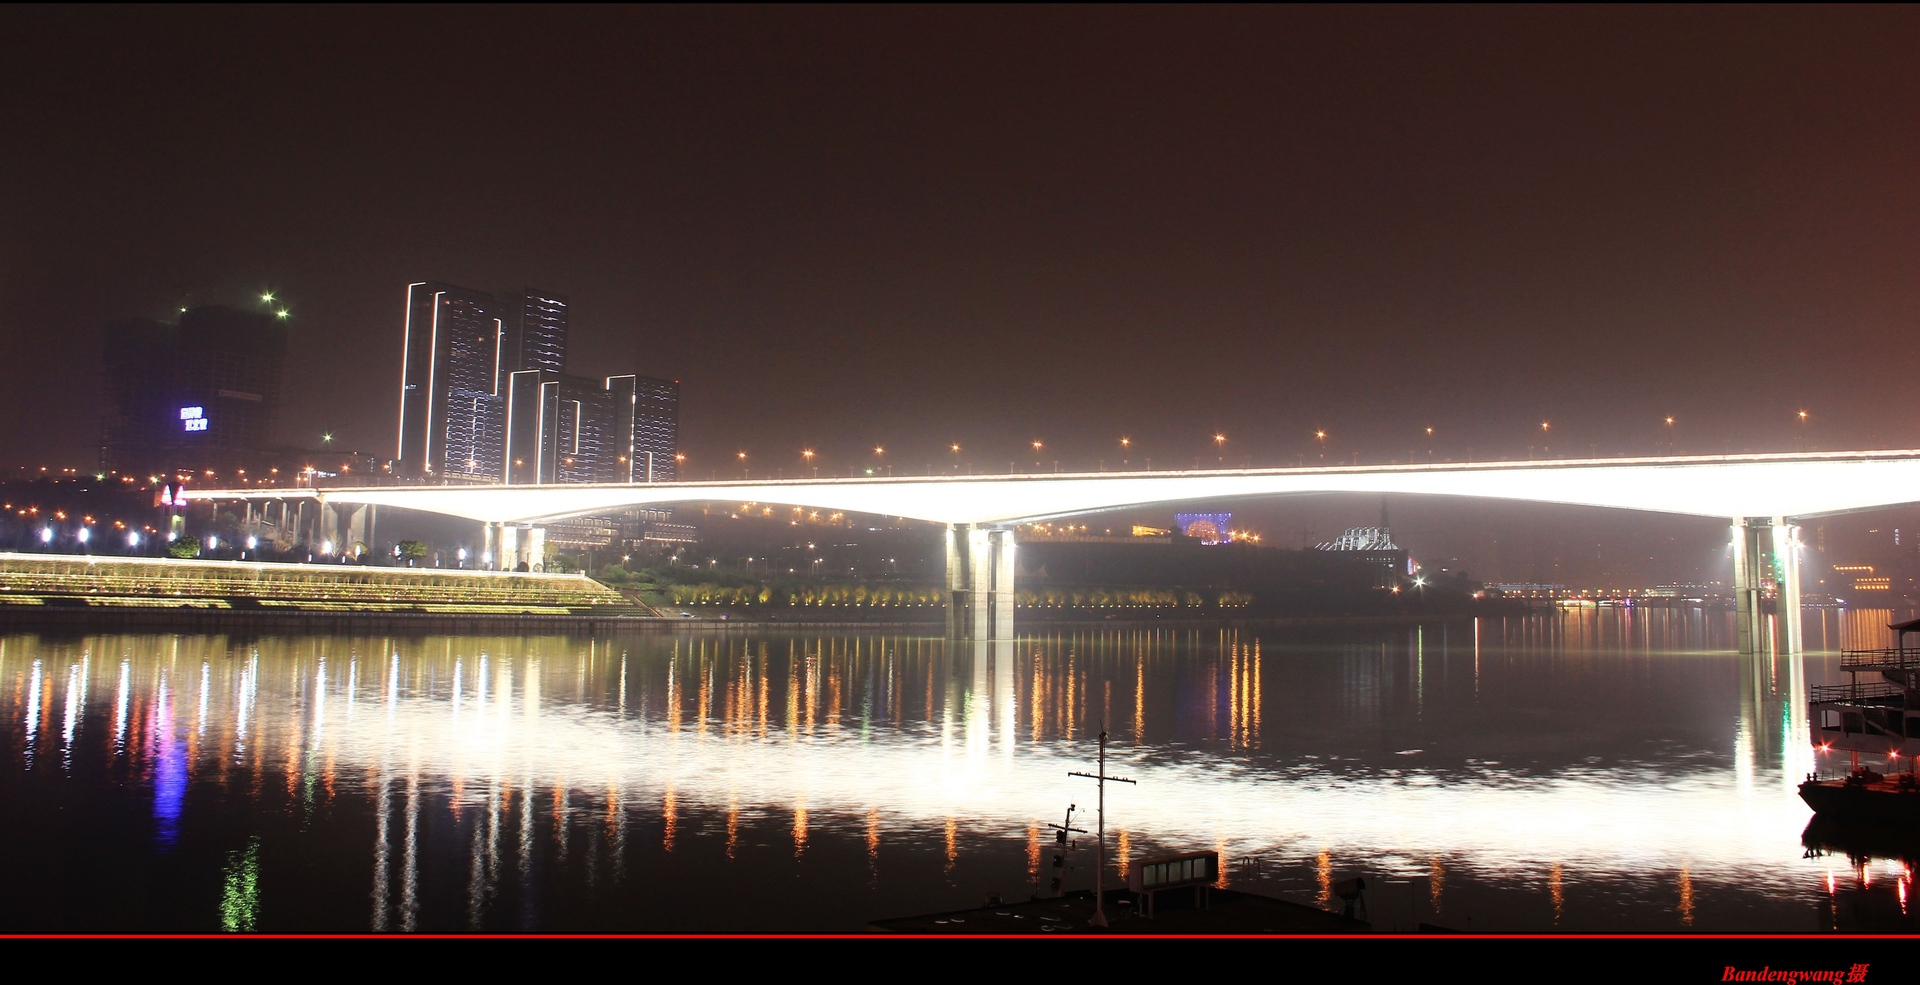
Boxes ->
[1801,617,1920,821]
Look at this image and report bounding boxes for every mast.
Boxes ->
[1069,727,1135,927]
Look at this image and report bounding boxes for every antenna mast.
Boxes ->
[1068,727,1136,927]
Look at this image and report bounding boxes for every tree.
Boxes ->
[396,540,427,566]
[166,538,200,559]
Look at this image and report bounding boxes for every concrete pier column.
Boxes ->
[315,498,339,553]
[1732,516,1803,657]
[526,525,547,572]
[499,525,522,572]
[992,528,1016,641]
[1733,518,1770,657]
[1772,518,1803,656]
[946,524,968,639]
[483,522,501,570]
[945,523,1016,640]
[343,505,371,557]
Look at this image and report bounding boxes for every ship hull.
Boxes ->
[1799,779,1920,825]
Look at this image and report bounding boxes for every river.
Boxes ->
[0,608,1911,932]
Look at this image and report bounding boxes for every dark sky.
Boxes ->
[5,6,1920,580]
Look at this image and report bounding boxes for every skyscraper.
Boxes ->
[612,374,680,482]
[396,282,507,482]
[101,305,288,478]
[505,370,609,483]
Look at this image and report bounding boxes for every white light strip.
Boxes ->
[186,451,1920,527]
[422,290,445,474]
[396,283,425,462]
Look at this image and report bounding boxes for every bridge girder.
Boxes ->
[182,451,1920,527]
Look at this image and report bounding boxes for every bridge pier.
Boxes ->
[1732,517,1802,657]
[319,503,376,557]
[491,523,546,572]
[946,524,1015,640]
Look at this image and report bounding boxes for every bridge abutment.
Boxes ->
[946,523,1015,639]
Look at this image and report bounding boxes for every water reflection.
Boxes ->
[0,609,1907,932]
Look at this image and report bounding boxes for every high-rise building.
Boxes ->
[610,374,680,482]
[400,281,675,485]
[396,282,508,481]
[505,370,613,483]
[100,306,288,478]
[506,371,682,484]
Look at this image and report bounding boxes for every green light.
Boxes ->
[261,292,274,303]
[321,433,333,443]
[276,309,289,319]
[219,837,260,932]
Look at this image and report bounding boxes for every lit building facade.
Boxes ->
[1175,512,1233,545]
[506,291,569,377]
[615,374,680,482]
[396,282,508,482]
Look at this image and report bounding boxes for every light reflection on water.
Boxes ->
[0,609,1911,932]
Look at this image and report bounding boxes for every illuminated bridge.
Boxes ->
[185,450,1920,648]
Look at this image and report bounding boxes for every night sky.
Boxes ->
[6,7,1920,582]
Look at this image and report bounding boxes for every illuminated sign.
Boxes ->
[180,406,207,432]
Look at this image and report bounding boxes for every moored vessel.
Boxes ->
[1802,617,1920,821]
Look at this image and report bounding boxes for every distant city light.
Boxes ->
[246,536,258,549]
[39,527,52,543]
[261,292,275,303]
[76,527,89,544]
[127,531,140,547]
